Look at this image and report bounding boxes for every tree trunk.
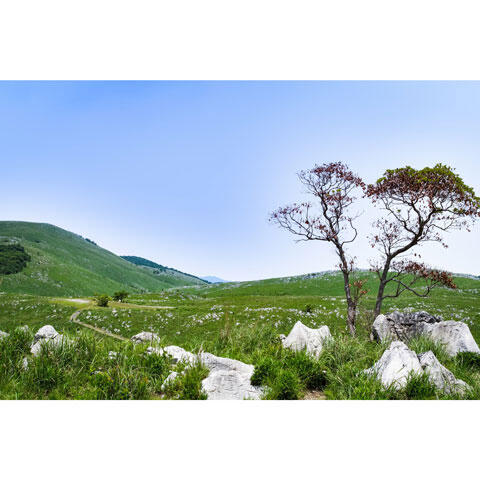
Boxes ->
[374,260,391,318]
[341,267,357,336]
[346,303,357,336]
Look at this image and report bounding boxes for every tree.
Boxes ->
[366,164,480,318]
[113,290,129,302]
[94,294,111,307]
[270,162,366,336]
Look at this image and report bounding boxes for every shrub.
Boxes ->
[0,244,31,275]
[303,304,313,314]
[94,294,111,307]
[112,290,129,302]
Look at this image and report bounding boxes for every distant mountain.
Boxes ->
[200,276,229,284]
[121,256,207,285]
[0,221,204,296]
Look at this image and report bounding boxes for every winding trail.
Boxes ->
[70,310,128,341]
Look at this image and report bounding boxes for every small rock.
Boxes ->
[282,321,332,357]
[161,372,179,390]
[34,325,59,343]
[22,357,29,370]
[0,331,9,340]
[108,351,118,360]
[131,332,160,344]
[31,334,65,357]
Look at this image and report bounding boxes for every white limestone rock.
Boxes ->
[161,372,179,390]
[0,330,9,340]
[200,352,263,400]
[282,321,332,357]
[31,334,65,357]
[418,351,468,395]
[422,321,480,357]
[164,346,197,365]
[371,312,480,357]
[34,325,59,343]
[131,332,160,344]
[371,314,393,341]
[365,341,423,389]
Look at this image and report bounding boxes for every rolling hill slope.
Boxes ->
[121,255,207,285]
[0,221,203,296]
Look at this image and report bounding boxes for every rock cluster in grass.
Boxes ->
[365,341,467,394]
[145,342,263,400]
[199,352,263,400]
[131,332,161,344]
[281,321,332,357]
[372,311,480,356]
[30,325,65,357]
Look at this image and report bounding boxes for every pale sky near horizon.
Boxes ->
[1,81,480,281]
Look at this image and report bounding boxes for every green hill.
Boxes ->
[121,255,207,285]
[0,221,203,296]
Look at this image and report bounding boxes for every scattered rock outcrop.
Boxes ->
[365,341,423,389]
[131,332,160,344]
[365,341,468,394]
[199,352,263,400]
[282,321,332,357]
[418,351,467,395]
[145,342,263,399]
[423,321,480,357]
[31,325,65,357]
[371,311,480,356]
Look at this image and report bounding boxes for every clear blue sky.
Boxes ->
[1,81,480,280]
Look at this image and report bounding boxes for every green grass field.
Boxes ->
[1,270,480,399]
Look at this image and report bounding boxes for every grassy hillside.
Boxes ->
[0,221,203,296]
[121,255,206,285]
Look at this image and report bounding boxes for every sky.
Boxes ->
[1,81,480,281]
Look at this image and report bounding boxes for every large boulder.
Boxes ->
[371,311,480,357]
[422,321,480,357]
[365,341,423,389]
[365,341,469,394]
[418,351,467,395]
[149,347,263,399]
[282,321,332,357]
[131,332,160,344]
[371,311,441,342]
[199,352,263,400]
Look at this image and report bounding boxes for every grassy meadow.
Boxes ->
[1,270,480,399]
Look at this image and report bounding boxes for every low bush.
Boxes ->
[94,294,111,307]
